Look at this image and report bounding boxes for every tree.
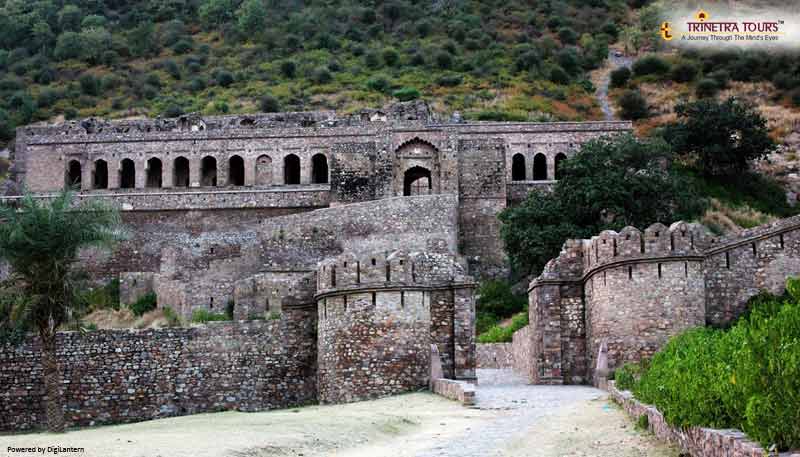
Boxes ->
[664,97,776,176]
[618,89,649,120]
[0,191,124,432]
[500,135,704,276]
[57,5,82,32]
[200,0,236,29]
[237,0,267,37]
[610,67,631,88]
[54,32,83,61]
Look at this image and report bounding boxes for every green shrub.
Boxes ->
[635,414,649,431]
[548,65,569,85]
[259,94,280,112]
[695,78,719,98]
[129,292,157,316]
[436,74,463,87]
[225,300,235,320]
[366,75,391,93]
[161,306,182,327]
[557,27,578,45]
[392,87,420,101]
[618,89,649,120]
[477,311,529,343]
[614,362,643,391]
[610,67,631,88]
[382,48,399,67]
[633,279,800,450]
[280,60,296,78]
[632,54,670,76]
[191,308,231,323]
[434,50,453,69]
[670,62,698,83]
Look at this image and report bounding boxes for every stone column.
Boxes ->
[189,156,201,187]
[217,156,228,187]
[547,153,556,181]
[163,158,173,188]
[108,159,120,189]
[453,286,477,382]
[300,154,311,185]
[135,159,147,189]
[81,161,91,191]
[245,156,255,187]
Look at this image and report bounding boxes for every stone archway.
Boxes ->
[403,166,432,196]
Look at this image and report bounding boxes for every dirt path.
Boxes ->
[593,50,634,121]
[0,370,678,457]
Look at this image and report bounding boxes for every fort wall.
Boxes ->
[524,215,800,385]
[315,251,476,403]
[0,311,317,432]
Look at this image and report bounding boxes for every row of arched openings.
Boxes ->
[511,153,567,181]
[66,153,329,189]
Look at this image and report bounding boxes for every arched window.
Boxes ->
[174,156,189,187]
[403,166,432,196]
[511,153,526,181]
[228,155,245,186]
[120,159,136,189]
[93,160,108,189]
[146,158,163,188]
[201,156,217,186]
[533,153,547,181]
[256,155,272,186]
[554,153,567,180]
[284,154,300,185]
[311,153,328,184]
[66,160,82,188]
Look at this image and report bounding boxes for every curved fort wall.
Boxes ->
[525,215,800,385]
[315,251,476,403]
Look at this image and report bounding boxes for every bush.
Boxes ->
[557,27,578,45]
[695,78,719,98]
[477,311,529,343]
[280,60,296,78]
[614,362,644,391]
[366,75,391,93]
[259,94,280,112]
[311,68,332,84]
[618,89,649,120]
[161,306,182,327]
[477,280,527,318]
[670,62,698,83]
[436,74,463,87]
[610,67,631,88]
[392,87,420,101]
[214,69,234,87]
[129,292,157,316]
[633,280,800,450]
[382,48,399,67]
[434,50,453,69]
[632,54,670,76]
[191,308,231,323]
[79,74,100,96]
[548,64,569,85]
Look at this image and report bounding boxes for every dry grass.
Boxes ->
[700,198,777,235]
[84,308,173,329]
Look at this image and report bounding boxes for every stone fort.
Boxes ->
[7,100,799,433]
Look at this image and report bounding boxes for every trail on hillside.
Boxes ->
[595,51,634,121]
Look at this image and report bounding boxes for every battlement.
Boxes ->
[316,250,473,296]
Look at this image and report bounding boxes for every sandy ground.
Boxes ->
[1,372,679,457]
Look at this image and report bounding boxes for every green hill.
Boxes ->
[0,0,630,147]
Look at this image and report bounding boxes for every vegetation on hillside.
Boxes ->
[501,97,794,278]
[0,0,633,148]
[474,280,527,342]
[614,278,800,451]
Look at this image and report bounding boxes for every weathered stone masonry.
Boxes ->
[522,216,800,385]
[0,310,317,431]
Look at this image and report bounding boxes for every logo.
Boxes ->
[695,10,710,22]
[660,22,674,41]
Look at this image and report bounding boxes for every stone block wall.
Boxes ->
[511,325,534,381]
[315,251,476,403]
[476,343,513,368]
[523,216,800,385]
[0,310,317,432]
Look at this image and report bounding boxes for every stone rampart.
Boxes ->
[523,214,800,385]
[0,311,316,432]
[476,343,513,368]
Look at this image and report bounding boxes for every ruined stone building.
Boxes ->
[0,102,632,431]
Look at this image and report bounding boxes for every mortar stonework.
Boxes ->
[523,217,800,385]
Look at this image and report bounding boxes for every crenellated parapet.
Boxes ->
[315,249,476,404]
[522,213,800,388]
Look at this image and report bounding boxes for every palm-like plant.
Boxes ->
[0,190,124,432]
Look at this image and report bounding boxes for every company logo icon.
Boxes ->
[660,22,674,41]
[695,10,709,22]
